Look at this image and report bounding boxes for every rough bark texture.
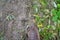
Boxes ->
[0,0,33,40]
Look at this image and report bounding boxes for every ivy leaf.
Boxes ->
[6,14,15,21]
[34,15,40,22]
[57,4,60,9]
[57,10,60,18]
[56,0,60,3]
[58,20,60,24]
[51,9,57,15]
[47,25,51,29]
[52,15,58,22]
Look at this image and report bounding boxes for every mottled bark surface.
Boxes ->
[0,0,32,40]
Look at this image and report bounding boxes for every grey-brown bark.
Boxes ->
[0,0,32,40]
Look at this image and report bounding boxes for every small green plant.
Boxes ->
[6,14,15,21]
[32,0,40,14]
[51,9,60,22]
[32,0,60,40]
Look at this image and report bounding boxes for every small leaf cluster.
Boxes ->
[51,1,60,23]
[6,14,15,21]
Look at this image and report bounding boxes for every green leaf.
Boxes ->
[57,4,60,8]
[32,4,39,13]
[39,0,47,5]
[6,14,15,21]
[52,15,58,22]
[58,20,60,23]
[51,9,57,15]
[57,10,60,18]
[56,0,60,3]
[34,15,40,22]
